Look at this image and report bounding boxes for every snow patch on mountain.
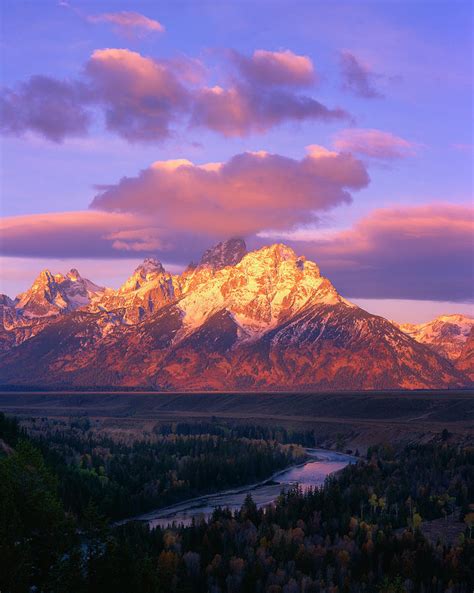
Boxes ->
[176,243,353,339]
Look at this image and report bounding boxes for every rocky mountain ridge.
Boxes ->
[0,240,471,390]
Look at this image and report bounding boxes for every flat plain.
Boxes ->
[1,389,473,452]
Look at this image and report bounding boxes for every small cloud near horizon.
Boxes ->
[87,11,165,37]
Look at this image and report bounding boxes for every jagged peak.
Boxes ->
[199,238,247,270]
[400,313,474,330]
[34,269,55,284]
[66,268,81,281]
[134,257,165,276]
[239,243,321,276]
[184,261,198,273]
[115,257,169,295]
[251,243,297,260]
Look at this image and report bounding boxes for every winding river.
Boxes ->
[134,448,355,529]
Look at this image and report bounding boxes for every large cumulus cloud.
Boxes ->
[90,147,369,234]
[0,146,369,262]
[0,48,349,143]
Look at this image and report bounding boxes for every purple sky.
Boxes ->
[0,0,473,323]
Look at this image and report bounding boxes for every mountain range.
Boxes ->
[0,239,472,390]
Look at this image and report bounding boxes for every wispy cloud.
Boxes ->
[333,128,419,160]
[451,143,472,153]
[87,11,165,37]
[338,50,383,99]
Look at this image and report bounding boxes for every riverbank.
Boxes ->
[126,448,355,529]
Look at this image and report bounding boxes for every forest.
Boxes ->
[6,416,306,520]
[0,413,473,593]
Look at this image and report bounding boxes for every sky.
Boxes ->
[0,0,473,323]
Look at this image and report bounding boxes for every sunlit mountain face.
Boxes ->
[0,240,471,390]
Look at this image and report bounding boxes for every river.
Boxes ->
[134,448,355,529]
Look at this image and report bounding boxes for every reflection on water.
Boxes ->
[138,449,354,529]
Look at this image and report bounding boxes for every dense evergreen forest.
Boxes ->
[7,416,306,520]
[0,413,473,593]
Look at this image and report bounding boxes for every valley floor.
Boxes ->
[1,389,473,451]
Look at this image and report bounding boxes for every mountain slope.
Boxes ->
[455,327,474,382]
[0,242,467,390]
[397,314,474,361]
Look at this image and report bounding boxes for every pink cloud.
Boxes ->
[290,203,474,301]
[191,48,347,136]
[88,11,165,36]
[232,49,316,87]
[0,210,224,265]
[0,211,153,257]
[192,84,348,137]
[90,147,369,235]
[333,128,418,160]
[339,51,383,99]
[84,48,190,141]
[0,146,368,261]
[1,47,350,143]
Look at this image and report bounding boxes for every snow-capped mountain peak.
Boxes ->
[119,258,167,293]
[1,241,470,391]
[136,258,165,275]
[14,268,104,318]
[397,314,474,360]
[96,257,178,324]
[176,242,350,337]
